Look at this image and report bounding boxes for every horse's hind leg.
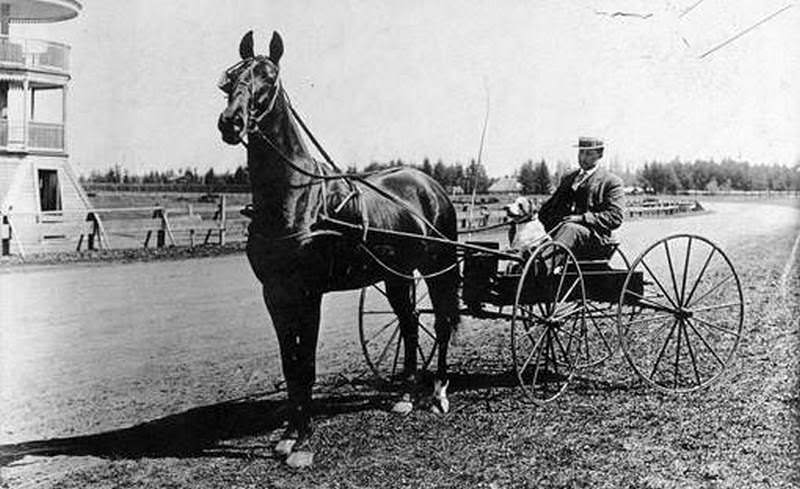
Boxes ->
[385,278,419,412]
[421,256,460,414]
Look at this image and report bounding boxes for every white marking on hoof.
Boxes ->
[430,380,449,414]
[274,438,296,457]
[391,393,414,415]
[286,450,314,468]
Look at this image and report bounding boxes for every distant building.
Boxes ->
[488,177,522,194]
[0,0,88,256]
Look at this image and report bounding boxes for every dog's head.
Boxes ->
[504,197,533,218]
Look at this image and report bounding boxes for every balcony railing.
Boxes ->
[0,120,65,151]
[0,36,70,73]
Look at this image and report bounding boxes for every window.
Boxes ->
[38,169,62,211]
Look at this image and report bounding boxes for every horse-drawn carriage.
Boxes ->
[217,31,746,464]
[359,226,744,403]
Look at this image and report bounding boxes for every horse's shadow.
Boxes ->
[0,392,388,467]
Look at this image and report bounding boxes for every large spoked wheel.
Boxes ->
[618,234,744,392]
[580,247,633,368]
[511,241,587,403]
[358,275,438,383]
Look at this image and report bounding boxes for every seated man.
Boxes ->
[538,137,624,259]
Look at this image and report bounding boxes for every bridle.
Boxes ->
[220,57,283,147]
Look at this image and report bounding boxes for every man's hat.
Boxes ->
[573,137,604,150]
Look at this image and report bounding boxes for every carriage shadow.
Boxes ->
[0,392,388,467]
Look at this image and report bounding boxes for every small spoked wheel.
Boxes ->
[511,241,587,403]
[579,247,633,368]
[358,275,438,383]
[618,234,744,392]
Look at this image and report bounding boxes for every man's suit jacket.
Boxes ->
[538,166,624,240]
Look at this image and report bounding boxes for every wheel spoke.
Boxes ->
[684,318,725,366]
[553,259,571,314]
[663,240,682,307]
[586,309,614,356]
[640,257,680,310]
[373,326,401,368]
[555,278,581,311]
[673,316,683,388]
[621,312,675,328]
[690,301,742,313]
[390,331,403,378]
[682,319,702,386]
[691,315,740,338]
[520,327,547,378]
[649,319,679,379]
[622,289,676,313]
[684,247,716,306]
[371,283,389,300]
[365,317,399,345]
[418,321,436,341]
[680,236,693,304]
[687,274,734,308]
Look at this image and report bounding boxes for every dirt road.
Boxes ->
[1,201,798,487]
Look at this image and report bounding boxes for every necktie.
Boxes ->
[572,171,588,191]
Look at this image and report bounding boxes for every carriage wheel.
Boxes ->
[579,247,634,368]
[618,234,744,393]
[358,275,438,383]
[511,241,586,403]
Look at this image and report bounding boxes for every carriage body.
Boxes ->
[359,230,744,404]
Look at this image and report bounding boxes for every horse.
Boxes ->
[216,30,461,460]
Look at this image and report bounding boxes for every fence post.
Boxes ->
[219,194,227,245]
[153,207,166,248]
[1,212,10,256]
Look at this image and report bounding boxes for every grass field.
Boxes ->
[1,202,798,488]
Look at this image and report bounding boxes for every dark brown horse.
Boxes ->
[217,31,460,460]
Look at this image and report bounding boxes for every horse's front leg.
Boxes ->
[263,285,321,460]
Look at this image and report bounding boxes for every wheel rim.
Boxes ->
[618,234,744,393]
[512,241,586,403]
[358,275,438,383]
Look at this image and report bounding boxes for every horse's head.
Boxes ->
[217,30,284,145]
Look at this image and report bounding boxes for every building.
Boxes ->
[0,0,89,256]
[487,177,522,194]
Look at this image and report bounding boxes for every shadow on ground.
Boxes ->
[0,392,388,466]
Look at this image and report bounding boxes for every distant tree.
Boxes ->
[204,168,216,186]
[532,159,552,194]
[432,159,447,186]
[518,160,536,194]
[421,157,433,176]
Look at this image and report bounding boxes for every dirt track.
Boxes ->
[1,201,798,488]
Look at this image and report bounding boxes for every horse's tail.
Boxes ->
[427,180,461,341]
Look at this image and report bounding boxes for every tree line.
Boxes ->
[82,157,799,195]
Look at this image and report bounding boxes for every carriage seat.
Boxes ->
[575,236,620,273]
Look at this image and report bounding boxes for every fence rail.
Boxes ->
[1,197,703,258]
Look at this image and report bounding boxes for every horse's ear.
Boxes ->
[239,30,254,59]
[269,31,284,64]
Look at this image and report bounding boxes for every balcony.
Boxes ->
[0,119,65,152]
[0,36,70,73]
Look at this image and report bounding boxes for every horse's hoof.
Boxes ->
[391,393,414,415]
[274,438,296,457]
[430,396,450,415]
[430,379,449,414]
[286,450,314,468]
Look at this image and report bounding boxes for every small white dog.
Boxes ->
[504,197,546,251]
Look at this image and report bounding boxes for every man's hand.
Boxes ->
[561,214,584,224]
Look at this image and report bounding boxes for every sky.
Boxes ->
[17,0,800,177]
